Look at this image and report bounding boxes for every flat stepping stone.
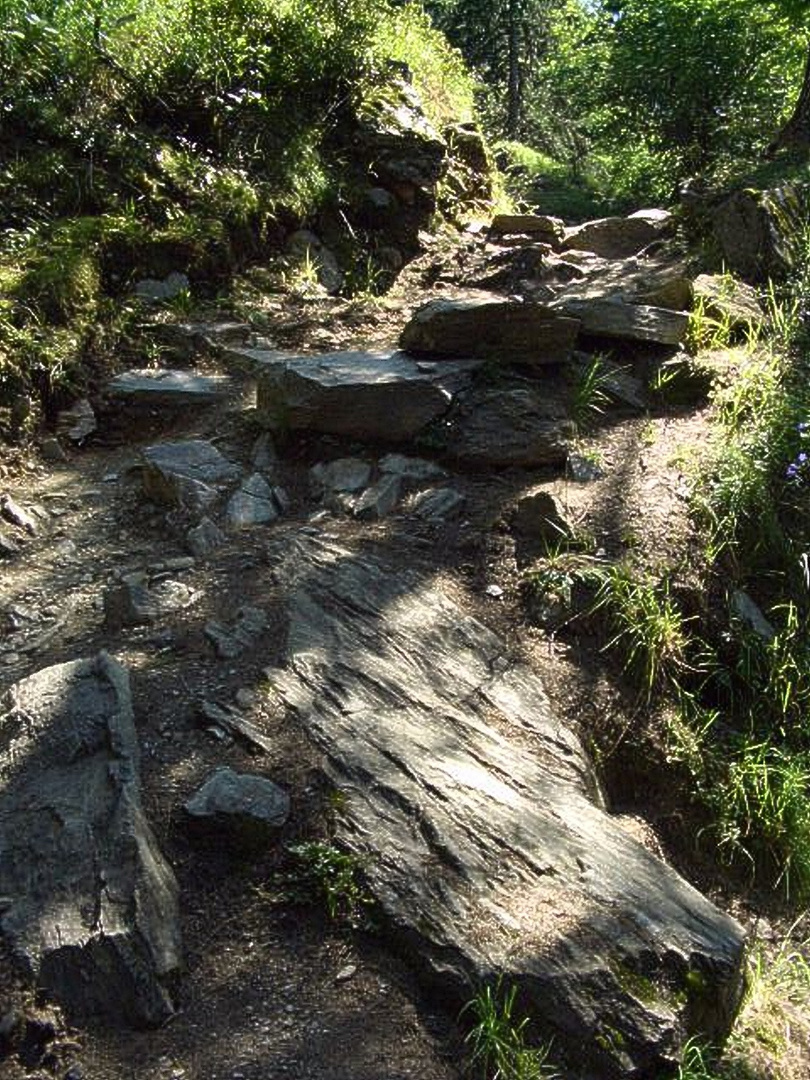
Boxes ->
[400,295,580,364]
[109,368,232,404]
[266,533,746,1079]
[253,350,479,442]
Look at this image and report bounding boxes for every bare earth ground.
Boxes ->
[0,247,804,1080]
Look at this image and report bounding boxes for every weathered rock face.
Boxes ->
[554,297,689,346]
[256,350,479,442]
[0,654,182,1026]
[347,72,448,250]
[709,185,808,283]
[445,385,575,467]
[400,295,580,364]
[564,211,673,259]
[266,534,746,1079]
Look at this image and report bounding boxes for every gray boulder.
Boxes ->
[266,533,746,1079]
[709,185,807,283]
[410,487,466,521]
[134,271,190,302]
[379,454,448,482]
[512,490,574,543]
[108,368,232,405]
[564,211,673,259]
[186,516,227,557]
[0,654,182,1026]
[185,767,289,840]
[353,474,402,520]
[256,350,479,442]
[142,440,241,512]
[400,295,580,364]
[225,473,280,529]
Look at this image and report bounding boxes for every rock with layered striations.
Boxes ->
[0,654,182,1026]
[400,295,580,364]
[554,297,689,346]
[256,350,479,441]
[265,533,746,1079]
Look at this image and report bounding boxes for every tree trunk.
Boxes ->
[768,43,810,157]
[506,0,522,138]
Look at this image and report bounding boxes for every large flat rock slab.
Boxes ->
[554,297,689,345]
[267,534,746,1079]
[256,350,479,441]
[399,295,580,363]
[108,368,233,404]
[0,654,182,1026]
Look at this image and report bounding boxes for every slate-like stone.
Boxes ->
[0,654,182,1026]
[256,351,478,442]
[142,440,241,511]
[447,387,575,467]
[266,534,746,1079]
[692,275,764,336]
[400,295,580,364]
[199,701,274,754]
[185,768,289,835]
[564,212,672,259]
[225,473,279,529]
[108,369,232,405]
[310,458,373,495]
[0,495,38,536]
[353,474,402,520]
[512,490,573,542]
[555,298,688,346]
[57,399,96,443]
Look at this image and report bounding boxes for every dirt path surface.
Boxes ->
[0,240,762,1080]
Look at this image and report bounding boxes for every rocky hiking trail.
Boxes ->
[0,210,768,1080]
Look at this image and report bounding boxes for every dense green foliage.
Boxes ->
[432,0,807,205]
[0,0,473,420]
